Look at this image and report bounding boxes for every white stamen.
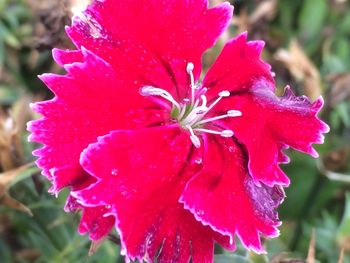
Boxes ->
[200,95,207,107]
[186,62,194,74]
[193,128,234,138]
[190,135,201,148]
[221,130,234,137]
[177,104,188,120]
[219,90,230,97]
[227,110,242,117]
[183,106,209,125]
[140,66,241,149]
[187,125,201,148]
[205,90,230,114]
[193,128,222,135]
[198,87,208,97]
[196,110,242,125]
[187,62,196,105]
[140,86,181,111]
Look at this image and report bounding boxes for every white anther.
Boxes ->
[140,86,181,111]
[219,90,230,97]
[190,135,201,148]
[187,125,201,148]
[140,86,163,96]
[186,62,194,74]
[220,130,234,138]
[186,62,197,105]
[227,110,242,117]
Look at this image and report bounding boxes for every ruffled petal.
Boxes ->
[203,32,274,98]
[216,86,329,186]
[52,48,83,66]
[64,195,115,240]
[180,136,284,253]
[65,0,233,99]
[74,126,234,262]
[28,48,167,193]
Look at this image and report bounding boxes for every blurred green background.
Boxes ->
[0,0,350,262]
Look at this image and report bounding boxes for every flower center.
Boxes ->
[140,63,241,148]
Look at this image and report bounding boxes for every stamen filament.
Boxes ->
[196,110,242,126]
[182,106,209,125]
[194,128,234,138]
[187,62,196,105]
[141,86,181,111]
[187,125,201,148]
[177,103,187,120]
[207,90,230,112]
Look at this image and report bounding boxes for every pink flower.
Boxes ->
[28,0,329,262]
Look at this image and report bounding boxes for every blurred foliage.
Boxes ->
[0,0,350,262]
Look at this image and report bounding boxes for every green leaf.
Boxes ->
[337,192,350,246]
[0,38,4,67]
[0,22,20,48]
[298,0,327,42]
[9,165,39,188]
[335,103,350,128]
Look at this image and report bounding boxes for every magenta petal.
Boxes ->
[75,126,233,262]
[67,0,232,63]
[52,48,83,66]
[66,0,233,99]
[78,205,115,240]
[216,86,329,186]
[203,32,274,97]
[180,136,284,254]
[64,195,115,240]
[28,48,167,193]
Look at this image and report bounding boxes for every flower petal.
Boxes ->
[28,48,167,193]
[180,136,284,254]
[64,195,115,240]
[66,0,233,99]
[217,86,329,186]
[203,32,274,97]
[75,126,234,262]
[52,48,83,66]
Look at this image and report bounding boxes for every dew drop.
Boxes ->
[111,169,119,176]
[196,210,204,216]
[194,157,202,164]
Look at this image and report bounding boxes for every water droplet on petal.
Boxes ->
[111,169,119,176]
[194,157,202,164]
